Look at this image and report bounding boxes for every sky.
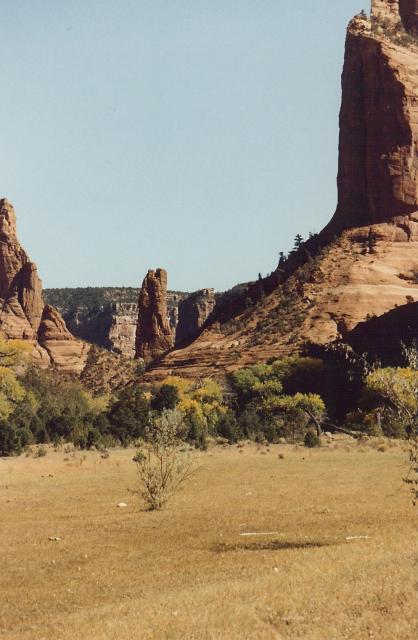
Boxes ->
[1,0,365,292]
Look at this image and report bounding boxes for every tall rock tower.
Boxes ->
[135,268,174,363]
[325,0,418,236]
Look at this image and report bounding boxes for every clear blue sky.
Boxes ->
[1,0,364,292]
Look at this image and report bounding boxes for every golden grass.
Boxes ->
[0,440,417,639]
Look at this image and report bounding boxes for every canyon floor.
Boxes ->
[1,441,417,639]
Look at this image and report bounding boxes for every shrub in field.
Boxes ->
[304,430,321,448]
[132,409,195,511]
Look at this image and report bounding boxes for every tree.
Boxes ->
[108,385,150,444]
[132,409,195,510]
[365,345,418,504]
[293,234,304,251]
[151,384,180,411]
[0,367,26,421]
[0,339,32,369]
[366,366,418,437]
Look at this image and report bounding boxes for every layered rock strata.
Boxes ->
[0,199,89,373]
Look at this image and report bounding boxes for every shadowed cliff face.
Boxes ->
[400,0,418,33]
[345,300,418,364]
[175,288,216,346]
[0,198,89,373]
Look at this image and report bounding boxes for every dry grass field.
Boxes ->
[1,439,417,639]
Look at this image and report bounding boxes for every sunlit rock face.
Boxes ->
[135,268,174,363]
[0,198,89,373]
[325,5,418,237]
[372,1,418,35]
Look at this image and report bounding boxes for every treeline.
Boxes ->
[1,339,417,456]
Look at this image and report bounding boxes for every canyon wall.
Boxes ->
[44,288,190,357]
[175,288,216,346]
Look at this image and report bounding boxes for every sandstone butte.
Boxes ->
[0,198,89,373]
[144,0,418,381]
[135,268,174,364]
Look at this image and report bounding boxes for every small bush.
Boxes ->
[304,431,321,448]
[132,409,195,511]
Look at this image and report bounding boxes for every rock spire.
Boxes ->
[135,268,174,363]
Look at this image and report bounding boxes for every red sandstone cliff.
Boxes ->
[0,199,89,373]
[143,1,418,380]
[325,3,418,236]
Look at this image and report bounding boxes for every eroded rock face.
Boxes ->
[325,8,418,236]
[108,303,137,357]
[135,269,174,363]
[37,305,89,373]
[175,288,216,346]
[372,0,418,34]
[143,2,418,381]
[0,198,89,372]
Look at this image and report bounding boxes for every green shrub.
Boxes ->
[304,431,321,448]
[217,410,240,443]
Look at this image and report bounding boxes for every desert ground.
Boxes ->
[1,439,417,639]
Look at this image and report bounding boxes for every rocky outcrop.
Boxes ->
[108,303,137,357]
[324,5,418,236]
[373,0,418,35]
[143,1,418,380]
[175,288,216,346]
[37,305,89,374]
[0,199,89,372]
[43,287,189,357]
[135,269,174,363]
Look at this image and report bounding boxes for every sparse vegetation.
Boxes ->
[371,13,417,48]
[132,409,195,510]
